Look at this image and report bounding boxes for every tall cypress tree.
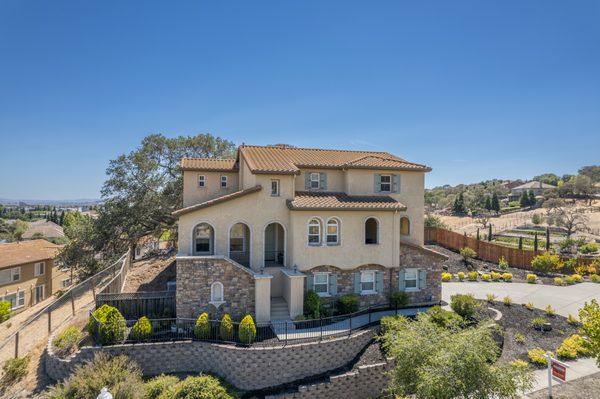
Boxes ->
[491,193,500,214]
[484,197,492,211]
[519,191,529,207]
[528,190,536,207]
[534,233,538,252]
[488,224,492,241]
[546,227,550,250]
[518,236,523,250]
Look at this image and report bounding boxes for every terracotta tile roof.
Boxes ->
[0,239,62,269]
[172,185,262,216]
[239,145,430,174]
[181,158,238,172]
[22,221,65,239]
[287,191,406,211]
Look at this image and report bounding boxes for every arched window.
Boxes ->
[230,223,247,252]
[194,223,214,255]
[400,217,410,236]
[308,218,322,245]
[326,218,340,245]
[365,218,378,244]
[210,281,224,304]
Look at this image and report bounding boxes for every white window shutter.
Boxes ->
[306,274,314,291]
[419,269,427,289]
[320,173,327,190]
[375,271,384,293]
[329,274,337,295]
[393,174,401,193]
[304,172,311,190]
[398,270,406,291]
[374,174,381,193]
[353,272,362,294]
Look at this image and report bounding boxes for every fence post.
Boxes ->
[319,316,323,341]
[71,291,75,316]
[285,321,288,347]
[14,331,19,358]
[48,310,52,334]
[368,306,372,324]
[349,314,352,337]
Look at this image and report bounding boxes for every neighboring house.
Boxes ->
[0,239,70,313]
[509,181,556,201]
[22,220,65,240]
[173,144,446,323]
[134,233,172,260]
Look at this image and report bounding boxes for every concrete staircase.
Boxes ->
[270,297,291,321]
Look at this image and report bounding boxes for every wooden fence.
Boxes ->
[95,291,176,320]
[425,227,538,270]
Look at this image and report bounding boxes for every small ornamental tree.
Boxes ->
[239,315,257,344]
[131,316,153,341]
[194,312,211,340]
[579,299,600,366]
[219,314,234,341]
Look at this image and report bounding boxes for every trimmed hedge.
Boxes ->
[87,304,126,345]
[131,316,153,341]
[239,315,256,344]
[194,313,211,340]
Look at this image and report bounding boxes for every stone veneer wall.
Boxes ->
[45,329,374,391]
[398,245,443,303]
[266,360,393,399]
[176,257,255,320]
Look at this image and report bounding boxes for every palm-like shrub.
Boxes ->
[219,314,234,341]
[194,312,211,340]
[131,316,153,341]
[238,315,256,344]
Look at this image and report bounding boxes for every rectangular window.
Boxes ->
[34,285,45,304]
[361,271,375,293]
[308,223,321,245]
[404,268,418,291]
[34,262,45,277]
[3,290,25,310]
[196,239,210,253]
[220,175,228,188]
[313,273,329,295]
[229,224,245,252]
[380,175,391,192]
[198,175,205,188]
[270,179,280,196]
[61,278,72,288]
[310,172,320,189]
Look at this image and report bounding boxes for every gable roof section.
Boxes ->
[181,158,238,172]
[240,145,430,174]
[287,191,406,211]
[512,181,556,190]
[172,185,262,217]
[22,221,65,239]
[0,239,62,269]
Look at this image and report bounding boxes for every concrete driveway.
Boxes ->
[442,282,600,317]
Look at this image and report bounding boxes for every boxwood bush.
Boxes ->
[502,273,513,282]
[238,315,256,344]
[467,271,478,281]
[390,291,409,308]
[528,348,549,366]
[144,374,179,399]
[219,314,234,341]
[194,312,211,340]
[526,274,537,284]
[87,304,126,345]
[441,272,452,282]
[450,294,477,319]
[131,316,153,341]
[557,334,591,360]
[303,290,322,318]
[336,294,359,314]
[531,252,562,274]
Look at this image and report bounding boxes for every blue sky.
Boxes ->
[1,1,598,200]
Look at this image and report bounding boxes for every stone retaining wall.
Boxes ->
[266,360,393,399]
[45,329,374,391]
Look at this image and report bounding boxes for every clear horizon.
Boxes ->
[1,1,599,200]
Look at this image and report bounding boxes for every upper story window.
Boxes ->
[0,267,21,286]
[326,218,339,245]
[34,262,45,277]
[271,179,280,196]
[365,218,379,244]
[375,174,400,193]
[198,175,205,188]
[220,175,228,188]
[308,218,322,245]
[310,173,320,189]
[380,175,391,192]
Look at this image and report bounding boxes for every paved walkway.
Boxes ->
[442,281,600,317]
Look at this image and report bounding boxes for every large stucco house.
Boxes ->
[173,144,445,323]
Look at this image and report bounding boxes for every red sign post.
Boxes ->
[551,362,566,382]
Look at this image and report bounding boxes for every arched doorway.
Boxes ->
[264,222,285,266]
[400,217,410,236]
[193,222,214,255]
[229,222,251,267]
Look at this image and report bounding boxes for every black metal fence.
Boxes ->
[90,303,424,348]
[95,291,176,320]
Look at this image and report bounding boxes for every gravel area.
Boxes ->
[428,244,556,284]
[527,372,600,398]
[122,255,176,292]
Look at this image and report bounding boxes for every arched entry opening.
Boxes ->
[229,222,251,267]
[264,222,285,266]
[193,223,214,255]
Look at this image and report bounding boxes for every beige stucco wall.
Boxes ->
[294,169,346,192]
[0,259,55,311]
[182,171,239,207]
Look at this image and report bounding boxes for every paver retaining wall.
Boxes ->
[45,329,374,391]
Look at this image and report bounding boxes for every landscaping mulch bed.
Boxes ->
[428,244,556,284]
[527,372,600,398]
[477,300,579,366]
[122,254,176,292]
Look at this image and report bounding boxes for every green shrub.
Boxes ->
[590,274,600,283]
[526,274,537,284]
[545,305,556,317]
[567,314,579,325]
[557,335,591,360]
[579,242,598,254]
[528,348,549,365]
[441,272,452,282]
[486,293,496,303]
[554,277,563,286]
[564,275,575,285]
[157,375,232,399]
[87,304,126,345]
[45,353,143,399]
[531,317,547,329]
[503,296,512,306]
[558,238,576,252]
[131,316,153,341]
[426,306,463,329]
[194,313,211,340]
[0,301,11,323]
[239,315,256,344]
[502,273,513,282]
[337,294,359,314]
[531,252,562,274]
[390,291,409,308]
[498,256,509,270]
[1,356,29,387]
[467,271,478,281]
[514,333,525,344]
[219,314,234,341]
[450,294,477,319]
[144,375,179,399]
[490,271,501,281]
[304,290,322,318]
[571,274,583,283]
[53,326,84,357]
[524,302,534,311]
[457,271,465,281]
[481,273,491,282]
[460,247,477,263]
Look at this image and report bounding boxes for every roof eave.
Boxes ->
[172,185,262,217]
